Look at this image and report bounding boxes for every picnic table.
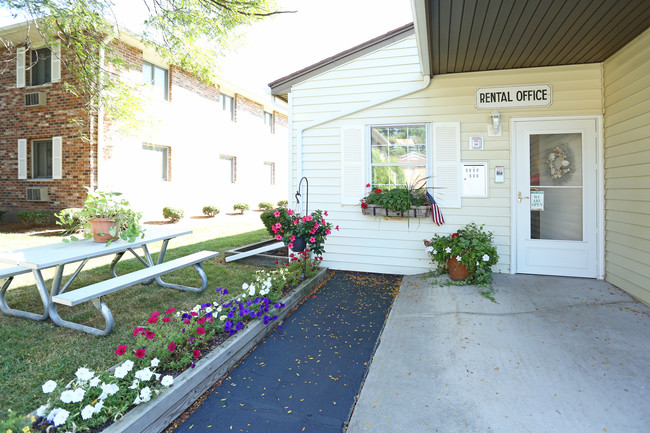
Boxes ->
[0,227,218,335]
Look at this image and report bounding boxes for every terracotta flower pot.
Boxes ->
[89,218,120,243]
[447,257,470,281]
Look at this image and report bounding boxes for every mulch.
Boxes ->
[166,271,402,433]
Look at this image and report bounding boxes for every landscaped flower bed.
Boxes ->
[4,256,327,433]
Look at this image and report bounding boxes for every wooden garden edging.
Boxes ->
[103,267,329,433]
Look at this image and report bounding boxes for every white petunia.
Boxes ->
[216,306,223,313]
[60,388,85,404]
[114,366,128,379]
[99,382,119,400]
[205,307,212,313]
[150,358,160,367]
[133,396,142,405]
[482,254,490,261]
[75,367,94,383]
[456,255,462,262]
[36,403,50,417]
[445,247,452,254]
[242,283,249,290]
[42,380,57,394]
[81,404,94,420]
[93,400,104,414]
[220,315,227,321]
[161,375,174,387]
[433,249,437,255]
[139,386,152,403]
[52,408,70,427]
[425,246,433,252]
[129,379,140,390]
[89,377,101,387]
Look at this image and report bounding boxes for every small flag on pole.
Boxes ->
[426,191,445,226]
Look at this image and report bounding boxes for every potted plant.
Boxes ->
[63,189,145,245]
[361,183,430,217]
[424,223,499,284]
[270,208,336,257]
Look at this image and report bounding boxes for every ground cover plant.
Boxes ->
[0,219,287,427]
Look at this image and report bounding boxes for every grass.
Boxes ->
[0,217,275,419]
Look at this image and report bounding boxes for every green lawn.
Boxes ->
[0,218,273,418]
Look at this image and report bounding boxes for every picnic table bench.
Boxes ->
[0,228,218,335]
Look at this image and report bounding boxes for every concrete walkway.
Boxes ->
[347,273,650,433]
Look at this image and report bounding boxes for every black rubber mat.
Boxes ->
[172,271,401,433]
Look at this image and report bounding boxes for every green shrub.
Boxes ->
[202,205,220,217]
[55,207,85,233]
[17,211,52,227]
[277,200,288,208]
[162,207,184,223]
[261,207,288,236]
[233,203,249,214]
[258,202,274,210]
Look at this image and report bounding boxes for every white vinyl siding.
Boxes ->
[289,32,604,275]
[603,27,650,305]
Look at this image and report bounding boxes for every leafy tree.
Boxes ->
[1,0,287,122]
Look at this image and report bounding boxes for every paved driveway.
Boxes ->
[347,273,650,433]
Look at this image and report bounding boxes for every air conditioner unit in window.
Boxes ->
[26,187,48,201]
[25,92,46,107]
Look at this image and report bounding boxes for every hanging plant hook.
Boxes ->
[295,177,309,215]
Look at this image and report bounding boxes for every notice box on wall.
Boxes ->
[462,162,488,197]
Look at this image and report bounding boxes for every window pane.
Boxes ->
[264,162,274,184]
[33,140,52,179]
[153,66,168,100]
[220,156,235,183]
[142,144,168,181]
[370,125,427,189]
[142,62,153,85]
[31,48,51,86]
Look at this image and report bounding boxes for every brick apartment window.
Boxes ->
[221,94,234,121]
[220,155,236,183]
[30,48,51,86]
[264,112,274,134]
[142,144,169,181]
[142,61,169,101]
[264,162,275,185]
[32,139,52,179]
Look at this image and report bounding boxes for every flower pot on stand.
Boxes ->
[447,257,469,281]
[291,237,307,253]
[89,218,120,243]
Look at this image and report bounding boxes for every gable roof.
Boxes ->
[269,0,650,100]
[268,23,415,102]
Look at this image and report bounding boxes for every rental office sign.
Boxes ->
[475,84,552,109]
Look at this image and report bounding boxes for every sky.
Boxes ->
[0,0,414,94]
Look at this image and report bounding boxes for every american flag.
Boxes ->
[426,191,445,226]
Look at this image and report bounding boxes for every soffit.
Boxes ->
[424,0,650,75]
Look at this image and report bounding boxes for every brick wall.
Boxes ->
[0,44,94,220]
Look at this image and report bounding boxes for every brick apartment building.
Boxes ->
[0,21,288,221]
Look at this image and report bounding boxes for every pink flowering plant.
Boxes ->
[424,222,499,285]
[270,208,337,257]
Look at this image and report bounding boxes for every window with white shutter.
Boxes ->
[16,47,25,88]
[50,41,61,83]
[17,139,27,179]
[340,126,366,205]
[52,136,62,179]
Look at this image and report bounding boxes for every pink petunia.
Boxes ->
[274,211,280,218]
[324,211,328,216]
[314,223,319,229]
[166,308,176,314]
[197,317,206,325]
[152,311,160,317]
[288,243,294,249]
[135,348,146,358]
[145,331,156,339]
[335,225,340,231]
[115,345,127,356]
[290,235,295,241]
[133,326,144,337]
[325,229,331,235]
[168,342,176,352]
[162,317,171,323]
[193,349,201,358]
[197,327,206,335]
[276,234,282,241]
[190,312,199,317]
[310,236,316,243]
[275,222,282,228]
[147,316,158,324]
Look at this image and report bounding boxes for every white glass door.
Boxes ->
[514,118,599,277]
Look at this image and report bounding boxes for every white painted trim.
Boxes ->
[411,0,430,77]
[510,115,605,279]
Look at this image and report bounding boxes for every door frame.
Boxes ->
[510,115,605,279]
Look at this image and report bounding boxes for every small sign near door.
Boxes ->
[530,190,544,211]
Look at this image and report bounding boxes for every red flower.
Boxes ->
[197,317,206,325]
[145,331,156,339]
[166,308,176,314]
[147,316,158,324]
[197,327,206,335]
[183,318,191,324]
[375,188,382,193]
[133,326,144,336]
[190,312,199,317]
[193,349,201,358]
[135,348,146,358]
[115,345,127,356]
[361,203,368,209]
[451,233,459,238]
[423,240,430,246]
[152,310,160,317]
[366,183,370,187]
[162,317,171,323]
[168,342,177,352]
[335,225,340,231]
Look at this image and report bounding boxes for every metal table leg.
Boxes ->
[0,269,52,321]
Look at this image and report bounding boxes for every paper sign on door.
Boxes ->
[530,190,544,211]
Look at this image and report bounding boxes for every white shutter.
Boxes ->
[17,139,27,179]
[432,122,461,208]
[50,41,61,83]
[52,136,63,179]
[16,47,25,88]
[340,126,366,205]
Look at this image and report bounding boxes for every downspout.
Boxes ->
[294,75,432,209]
[97,26,119,189]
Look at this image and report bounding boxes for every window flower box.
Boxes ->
[361,203,430,218]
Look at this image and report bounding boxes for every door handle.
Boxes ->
[518,191,529,203]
